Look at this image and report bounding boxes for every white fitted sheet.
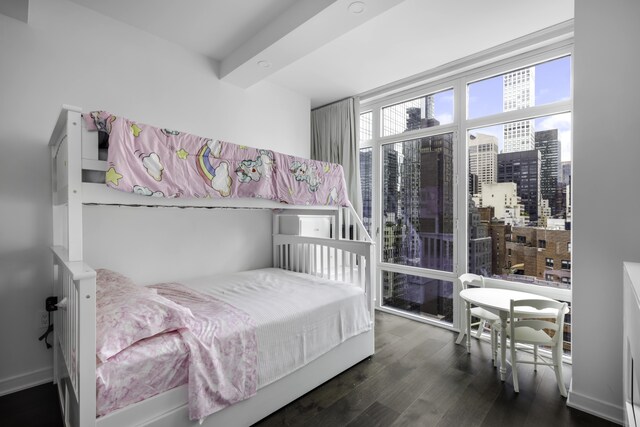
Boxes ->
[180,268,371,387]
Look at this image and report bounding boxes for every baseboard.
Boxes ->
[567,383,624,425]
[0,367,53,397]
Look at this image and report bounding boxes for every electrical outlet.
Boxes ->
[37,310,49,329]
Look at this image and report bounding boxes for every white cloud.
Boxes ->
[559,130,572,162]
[211,161,231,197]
[537,113,571,133]
[436,112,453,124]
[142,152,164,181]
[207,139,222,158]
[133,185,164,197]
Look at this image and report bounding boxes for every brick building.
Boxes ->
[506,227,571,284]
[488,222,511,276]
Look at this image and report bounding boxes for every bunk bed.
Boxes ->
[48,105,375,427]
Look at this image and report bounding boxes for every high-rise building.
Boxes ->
[550,161,571,219]
[394,134,453,270]
[488,222,511,276]
[473,182,526,226]
[399,139,423,266]
[503,68,535,153]
[382,149,399,220]
[535,129,561,215]
[359,148,372,235]
[498,150,541,222]
[382,96,435,135]
[468,133,498,193]
[469,173,479,196]
[381,132,454,322]
[561,161,572,186]
[469,199,492,276]
[406,106,440,130]
[416,134,454,272]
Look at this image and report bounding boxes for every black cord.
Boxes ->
[38,312,53,349]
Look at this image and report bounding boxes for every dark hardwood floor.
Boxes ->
[254,311,617,427]
[0,382,61,427]
[0,311,618,427]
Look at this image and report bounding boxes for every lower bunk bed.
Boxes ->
[52,233,374,427]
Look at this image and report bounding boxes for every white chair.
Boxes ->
[507,298,568,397]
[459,273,500,367]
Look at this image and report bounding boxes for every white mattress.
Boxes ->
[180,267,371,387]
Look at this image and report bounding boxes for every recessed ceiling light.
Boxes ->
[257,60,272,68]
[348,1,366,14]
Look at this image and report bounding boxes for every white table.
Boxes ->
[459,287,563,381]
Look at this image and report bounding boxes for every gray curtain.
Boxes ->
[310,97,362,217]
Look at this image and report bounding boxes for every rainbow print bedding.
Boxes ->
[84,111,350,206]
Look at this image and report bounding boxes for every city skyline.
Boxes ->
[362,56,572,163]
[469,112,572,162]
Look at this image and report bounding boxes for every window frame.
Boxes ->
[359,38,573,336]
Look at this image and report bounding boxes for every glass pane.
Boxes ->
[468,113,572,288]
[382,89,453,137]
[382,271,453,324]
[360,111,373,142]
[467,55,571,120]
[382,133,454,272]
[359,147,372,236]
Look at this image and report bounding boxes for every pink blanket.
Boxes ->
[97,283,257,421]
[85,111,350,206]
[96,331,189,417]
[150,282,258,421]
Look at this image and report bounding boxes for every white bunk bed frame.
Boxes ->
[48,105,375,427]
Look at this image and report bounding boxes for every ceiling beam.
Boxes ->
[0,0,29,23]
[220,0,404,88]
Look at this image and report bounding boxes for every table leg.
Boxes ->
[499,312,508,381]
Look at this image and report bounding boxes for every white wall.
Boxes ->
[82,206,274,286]
[0,0,310,394]
[570,0,640,423]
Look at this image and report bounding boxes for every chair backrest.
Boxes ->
[459,273,485,290]
[509,298,568,344]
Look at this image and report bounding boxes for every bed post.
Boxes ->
[366,241,375,319]
[346,203,371,242]
[66,109,84,261]
[77,275,97,426]
[50,106,96,426]
[49,105,84,261]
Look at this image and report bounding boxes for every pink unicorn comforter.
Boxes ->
[84,111,350,206]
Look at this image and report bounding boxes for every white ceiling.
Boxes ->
[67,0,574,108]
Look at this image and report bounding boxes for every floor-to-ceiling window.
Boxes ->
[361,85,458,326]
[360,40,573,344]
